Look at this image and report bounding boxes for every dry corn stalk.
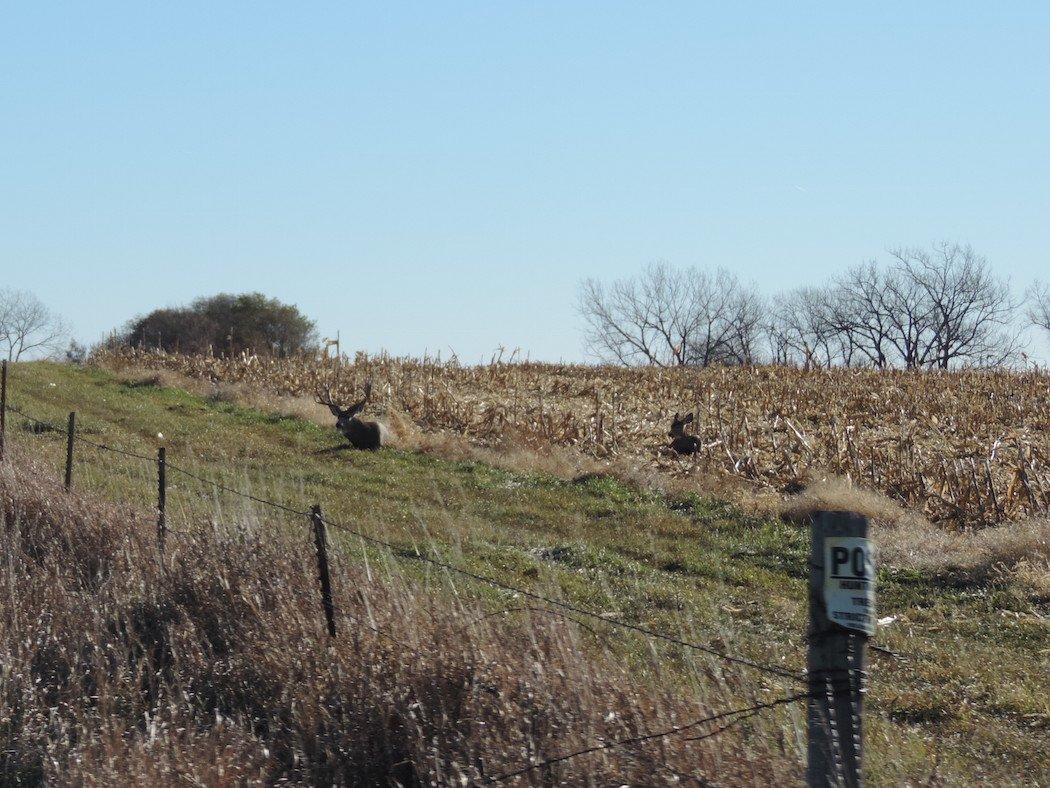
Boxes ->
[99,348,1050,527]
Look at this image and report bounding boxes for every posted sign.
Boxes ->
[824,537,876,635]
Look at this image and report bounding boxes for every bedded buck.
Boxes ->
[668,412,700,455]
[316,382,385,450]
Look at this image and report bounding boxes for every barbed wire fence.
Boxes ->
[0,360,871,786]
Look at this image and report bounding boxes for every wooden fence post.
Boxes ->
[807,511,873,787]
[157,447,167,551]
[64,411,76,490]
[0,359,7,461]
[310,504,337,638]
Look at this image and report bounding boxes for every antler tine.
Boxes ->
[315,383,336,406]
[339,379,373,417]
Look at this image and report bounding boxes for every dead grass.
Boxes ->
[0,451,803,785]
[780,475,1050,594]
[779,474,921,526]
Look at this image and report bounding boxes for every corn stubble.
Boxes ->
[102,348,1049,528]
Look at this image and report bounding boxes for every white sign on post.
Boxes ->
[824,537,876,635]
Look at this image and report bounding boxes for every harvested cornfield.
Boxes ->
[98,348,1050,527]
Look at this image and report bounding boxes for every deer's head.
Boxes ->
[316,381,372,434]
[668,412,693,438]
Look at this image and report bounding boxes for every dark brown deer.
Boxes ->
[668,412,700,455]
[316,381,385,450]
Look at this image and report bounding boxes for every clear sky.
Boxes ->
[2,3,1048,362]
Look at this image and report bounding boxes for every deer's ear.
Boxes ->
[673,412,681,421]
[684,413,694,423]
[327,403,342,417]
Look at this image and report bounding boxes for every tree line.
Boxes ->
[4,248,1049,367]
[0,290,317,362]
[579,242,1050,369]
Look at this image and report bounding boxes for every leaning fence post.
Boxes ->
[0,359,7,461]
[64,411,76,490]
[157,447,167,551]
[310,504,337,638]
[807,511,873,787]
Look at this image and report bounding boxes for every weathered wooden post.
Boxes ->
[157,447,167,551]
[807,510,873,787]
[0,360,7,461]
[310,504,337,638]
[64,411,76,490]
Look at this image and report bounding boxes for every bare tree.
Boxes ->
[578,263,762,367]
[580,245,1022,370]
[877,264,938,368]
[578,263,694,366]
[828,262,895,368]
[820,244,1019,369]
[722,283,767,365]
[0,289,68,362]
[891,243,1019,368]
[1028,281,1050,336]
[684,269,764,367]
[769,287,839,368]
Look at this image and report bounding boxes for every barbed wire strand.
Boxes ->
[483,691,810,783]
[5,403,62,430]
[6,403,157,462]
[73,434,157,463]
[165,461,310,517]
[319,512,806,683]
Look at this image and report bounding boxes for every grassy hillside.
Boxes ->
[2,361,1046,785]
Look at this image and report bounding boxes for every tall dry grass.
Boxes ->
[0,451,803,785]
[780,477,1050,598]
[97,349,1050,528]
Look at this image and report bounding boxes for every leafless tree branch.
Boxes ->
[0,289,69,362]
[1027,281,1050,336]
[578,263,763,367]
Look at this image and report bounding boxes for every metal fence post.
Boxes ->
[157,446,167,551]
[807,510,872,787]
[64,411,76,490]
[0,359,7,461]
[310,504,337,638]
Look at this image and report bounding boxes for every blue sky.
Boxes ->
[2,3,1048,361]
